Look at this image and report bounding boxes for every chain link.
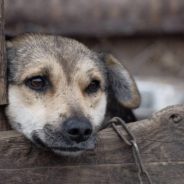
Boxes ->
[109,117,153,184]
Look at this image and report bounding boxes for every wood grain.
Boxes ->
[4,0,184,36]
[0,164,183,184]
[0,107,10,130]
[0,0,7,105]
[0,105,183,184]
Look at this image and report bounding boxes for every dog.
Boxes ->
[5,34,140,156]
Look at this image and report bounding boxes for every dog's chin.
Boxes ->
[52,149,83,156]
[31,132,96,156]
[49,146,86,156]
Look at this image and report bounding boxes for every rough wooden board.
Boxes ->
[0,107,10,130]
[4,0,184,36]
[0,164,183,184]
[0,105,183,183]
[0,0,7,105]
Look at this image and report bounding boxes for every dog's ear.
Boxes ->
[104,54,140,109]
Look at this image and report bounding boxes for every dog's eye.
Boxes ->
[85,80,100,94]
[25,76,48,91]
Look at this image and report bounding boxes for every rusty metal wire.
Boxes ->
[109,117,153,184]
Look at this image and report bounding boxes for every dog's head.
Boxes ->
[5,34,140,156]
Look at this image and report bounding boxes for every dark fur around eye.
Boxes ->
[85,80,100,94]
[25,76,49,92]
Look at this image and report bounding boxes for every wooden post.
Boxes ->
[0,0,9,131]
[0,0,7,105]
[0,105,183,184]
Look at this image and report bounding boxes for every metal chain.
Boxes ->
[109,117,153,184]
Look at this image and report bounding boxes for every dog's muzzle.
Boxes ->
[31,117,96,155]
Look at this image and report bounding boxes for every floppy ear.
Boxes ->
[105,54,140,109]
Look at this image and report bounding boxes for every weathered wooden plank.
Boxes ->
[0,0,8,131]
[4,0,184,36]
[0,0,7,105]
[0,164,183,184]
[0,107,10,131]
[0,105,183,183]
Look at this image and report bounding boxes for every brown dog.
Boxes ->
[5,34,140,156]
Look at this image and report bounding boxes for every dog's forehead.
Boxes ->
[14,35,94,64]
[8,35,104,82]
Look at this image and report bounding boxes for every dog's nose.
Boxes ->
[63,118,92,143]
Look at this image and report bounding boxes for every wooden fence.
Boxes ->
[0,0,6,105]
[4,0,184,36]
[0,105,183,184]
[0,0,9,132]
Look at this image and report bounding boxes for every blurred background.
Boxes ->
[4,0,184,119]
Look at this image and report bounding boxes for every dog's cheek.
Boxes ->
[87,94,107,128]
[6,86,47,139]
